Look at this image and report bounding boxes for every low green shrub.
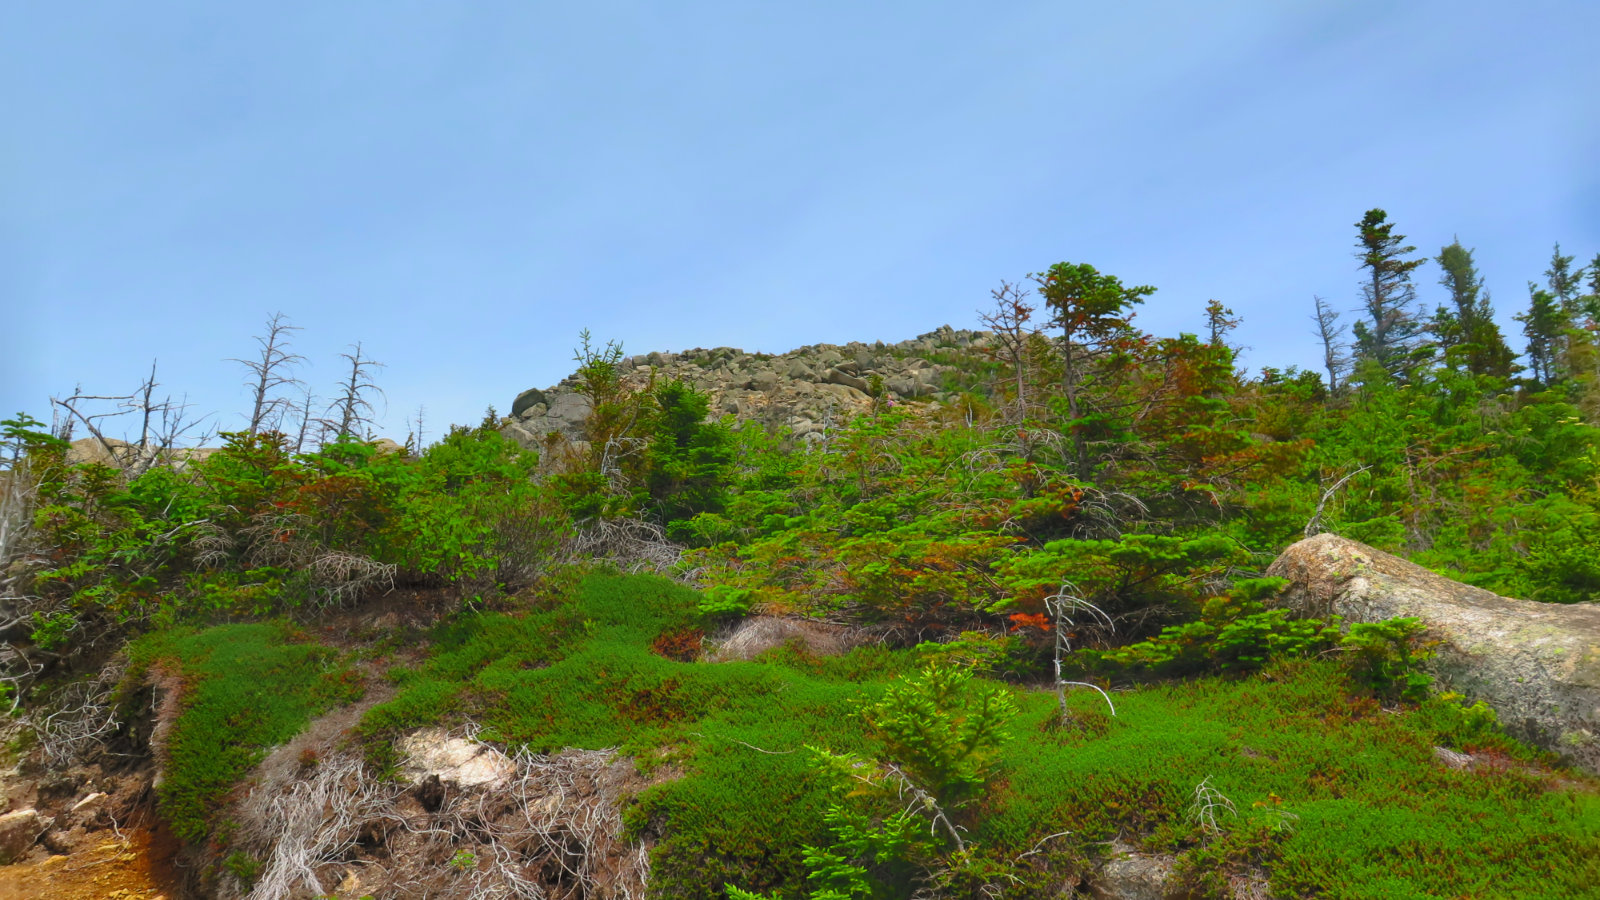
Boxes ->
[127,623,363,841]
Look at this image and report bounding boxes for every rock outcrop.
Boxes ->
[1267,533,1600,773]
[503,326,993,447]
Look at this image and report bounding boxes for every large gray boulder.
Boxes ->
[1266,533,1600,773]
[511,387,547,419]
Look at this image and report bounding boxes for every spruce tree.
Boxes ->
[1545,243,1587,312]
[1351,209,1428,379]
[1517,285,1567,387]
[1035,262,1154,480]
[1432,239,1516,378]
[1582,253,1600,324]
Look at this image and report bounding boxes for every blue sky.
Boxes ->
[4,1,1597,442]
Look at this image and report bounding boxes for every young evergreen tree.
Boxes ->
[1432,240,1516,378]
[1545,243,1588,312]
[643,380,733,528]
[1351,209,1428,380]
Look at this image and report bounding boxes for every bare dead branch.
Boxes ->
[571,518,685,578]
[323,343,386,441]
[308,552,397,606]
[38,660,126,768]
[1304,464,1373,538]
[235,738,653,900]
[1045,584,1117,721]
[231,313,307,436]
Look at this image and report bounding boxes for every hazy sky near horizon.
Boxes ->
[4,2,1598,441]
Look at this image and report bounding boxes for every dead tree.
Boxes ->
[290,385,319,454]
[978,280,1039,423]
[408,404,427,452]
[322,343,386,441]
[231,312,306,435]
[1312,295,1351,393]
[50,360,210,479]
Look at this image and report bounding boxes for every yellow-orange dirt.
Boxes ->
[0,821,181,900]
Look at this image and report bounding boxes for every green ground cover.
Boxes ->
[349,572,1600,899]
[124,622,364,842]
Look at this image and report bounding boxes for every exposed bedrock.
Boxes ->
[1266,533,1600,774]
[502,325,992,447]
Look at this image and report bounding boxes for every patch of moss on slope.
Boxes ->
[986,664,1600,899]
[363,574,1600,899]
[362,573,920,895]
[128,623,363,842]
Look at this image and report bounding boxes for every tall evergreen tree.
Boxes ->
[1517,285,1567,387]
[1583,253,1600,324]
[1035,262,1154,481]
[1432,239,1516,378]
[1204,299,1241,349]
[1351,209,1428,379]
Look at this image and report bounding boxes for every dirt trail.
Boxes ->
[0,820,181,900]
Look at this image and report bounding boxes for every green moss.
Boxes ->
[364,574,1600,898]
[986,664,1600,899]
[127,622,363,842]
[363,573,894,895]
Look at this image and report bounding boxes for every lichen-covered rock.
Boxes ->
[706,616,877,662]
[1089,840,1174,900]
[397,728,516,788]
[1266,533,1600,773]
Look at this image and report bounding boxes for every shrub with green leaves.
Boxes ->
[730,664,1019,900]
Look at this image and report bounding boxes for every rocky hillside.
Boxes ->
[501,326,994,447]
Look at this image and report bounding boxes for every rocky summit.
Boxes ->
[501,325,993,447]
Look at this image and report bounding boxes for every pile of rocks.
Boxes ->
[502,326,994,448]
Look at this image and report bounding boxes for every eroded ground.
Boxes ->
[0,818,181,900]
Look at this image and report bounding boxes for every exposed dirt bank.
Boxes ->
[0,816,181,900]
